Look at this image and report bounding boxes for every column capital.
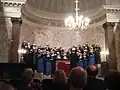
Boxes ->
[103,5,120,22]
[11,17,22,24]
[103,22,116,29]
[117,22,120,26]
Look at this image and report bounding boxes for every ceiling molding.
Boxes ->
[23,3,106,20]
[21,2,106,28]
[1,0,25,7]
[104,5,120,12]
[27,0,105,13]
[104,5,120,22]
[22,7,106,28]
[0,0,25,17]
[22,14,106,30]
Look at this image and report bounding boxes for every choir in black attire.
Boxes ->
[20,41,101,75]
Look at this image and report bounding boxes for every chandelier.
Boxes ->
[64,0,91,31]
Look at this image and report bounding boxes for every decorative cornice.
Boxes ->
[103,22,116,29]
[91,14,106,24]
[22,14,106,30]
[11,17,22,24]
[21,3,106,27]
[104,5,120,13]
[22,12,65,27]
[22,9,106,27]
[27,0,105,14]
[106,8,120,13]
[24,3,106,20]
[1,1,25,7]
[103,5,120,22]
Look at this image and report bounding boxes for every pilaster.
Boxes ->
[103,22,117,70]
[9,17,22,63]
[114,22,120,71]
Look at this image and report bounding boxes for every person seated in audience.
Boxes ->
[84,65,104,90]
[104,71,120,90]
[6,83,15,90]
[53,69,67,90]
[17,68,35,90]
[8,79,22,89]
[31,79,41,90]
[42,79,53,90]
[0,82,15,90]
[0,81,6,90]
[68,67,87,90]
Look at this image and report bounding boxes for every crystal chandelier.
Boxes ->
[64,0,91,31]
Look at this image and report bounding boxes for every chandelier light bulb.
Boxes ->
[64,0,90,31]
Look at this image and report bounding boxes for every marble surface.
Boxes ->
[103,23,117,70]
[0,18,12,62]
[115,23,120,71]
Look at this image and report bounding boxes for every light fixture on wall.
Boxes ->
[64,0,90,31]
[18,49,27,54]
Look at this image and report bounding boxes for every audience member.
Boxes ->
[68,67,87,90]
[42,79,53,90]
[0,82,15,90]
[104,71,120,90]
[31,79,41,90]
[84,65,104,90]
[53,69,67,84]
[17,68,35,90]
[8,79,21,89]
[6,84,15,90]
[0,81,6,90]
[53,69,67,90]
[101,62,109,77]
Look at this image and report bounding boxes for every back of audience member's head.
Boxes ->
[53,69,67,84]
[22,68,35,84]
[68,67,87,89]
[0,82,15,90]
[0,81,5,90]
[87,65,98,77]
[8,79,21,88]
[42,79,53,90]
[6,84,15,90]
[104,71,120,90]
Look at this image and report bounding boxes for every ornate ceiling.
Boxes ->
[22,0,107,28]
[1,0,26,2]
[27,0,105,13]
[1,0,120,27]
[106,0,120,5]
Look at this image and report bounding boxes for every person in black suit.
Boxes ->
[17,69,35,90]
[94,45,101,64]
[84,65,104,90]
[104,71,120,90]
[69,47,79,70]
